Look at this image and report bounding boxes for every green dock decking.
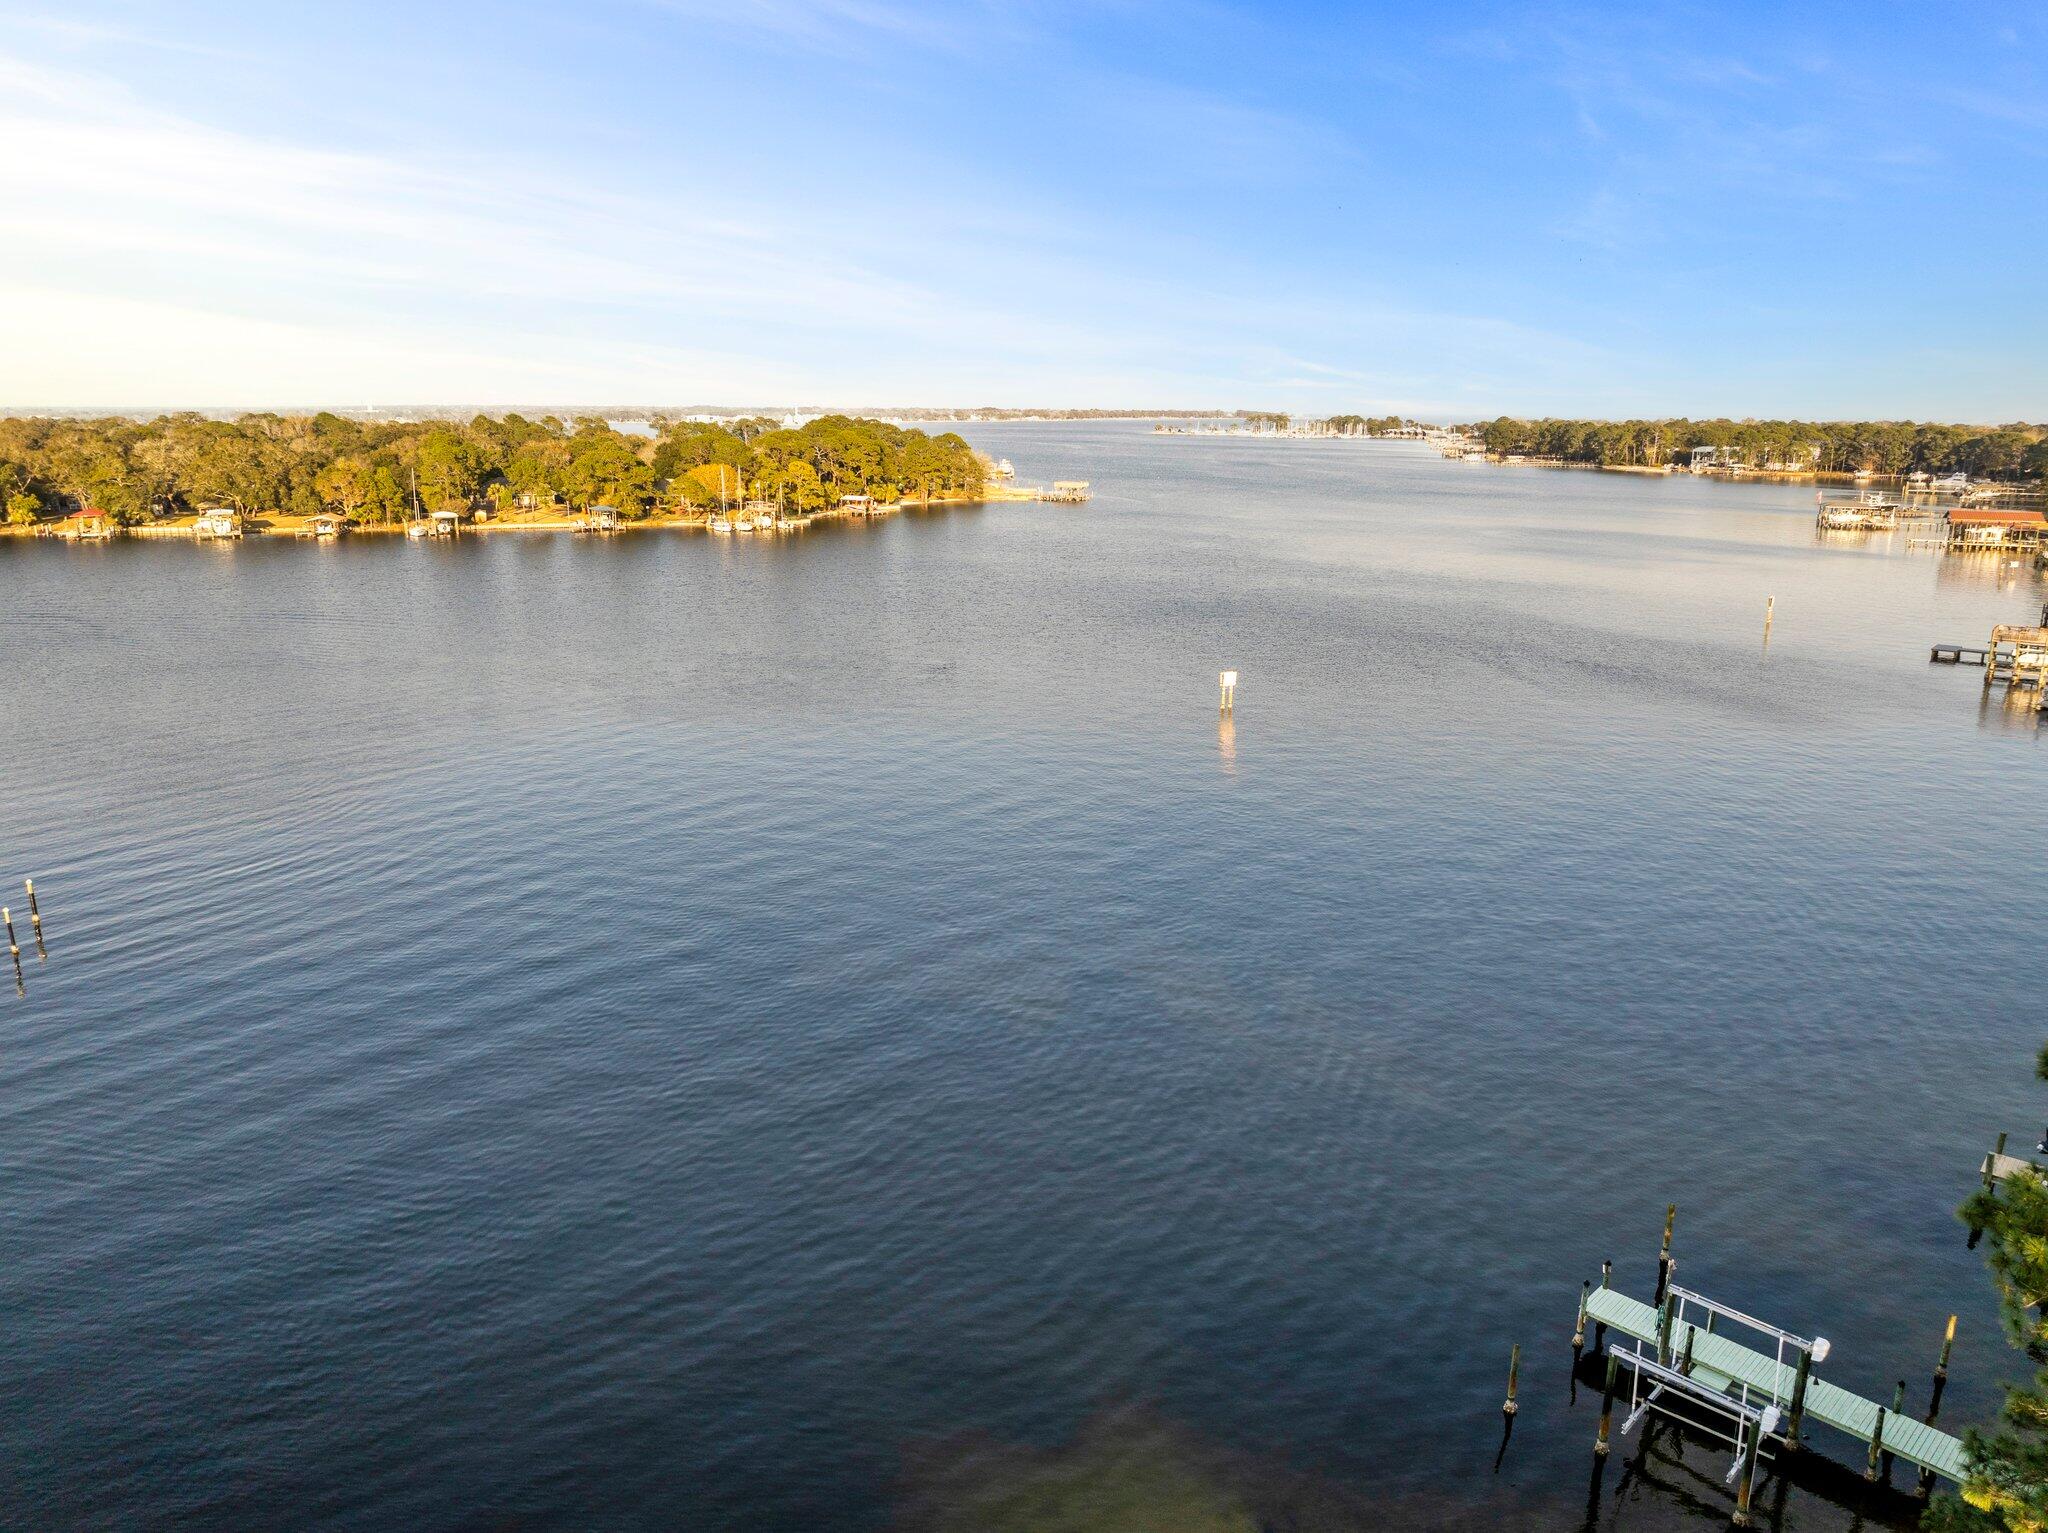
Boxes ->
[1586,1287,1967,1484]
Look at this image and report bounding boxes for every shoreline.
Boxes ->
[0,485,1064,543]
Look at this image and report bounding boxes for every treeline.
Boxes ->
[0,412,986,526]
[1324,415,1420,436]
[1470,417,2048,477]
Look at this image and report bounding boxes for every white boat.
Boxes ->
[708,517,734,534]
[735,517,756,532]
[405,521,431,540]
[996,458,1015,479]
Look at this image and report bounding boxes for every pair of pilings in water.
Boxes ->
[1503,1204,1958,1526]
[5,878,47,995]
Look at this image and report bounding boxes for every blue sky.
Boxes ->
[2,1,2044,416]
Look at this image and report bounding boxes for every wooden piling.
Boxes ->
[1573,1282,1588,1349]
[1218,669,1237,714]
[1918,1316,1956,1498]
[1680,1323,1695,1378]
[1503,1343,1520,1416]
[1654,1204,1676,1302]
[1785,1348,1812,1451]
[1595,1354,1619,1457]
[1986,1131,2008,1190]
[1593,1258,1611,1351]
[1655,1290,1674,1367]
[2,906,16,961]
[1880,1381,1904,1479]
[1865,1405,1887,1481]
[1732,1413,1760,1527]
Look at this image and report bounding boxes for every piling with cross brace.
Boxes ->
[1732,1412,1761,1527]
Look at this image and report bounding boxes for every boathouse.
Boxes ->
[195,507,243,539]
[57,507,116,540]
[1044,480,1092,503]
[1946,508,2047,550]
[307,513,347,538]
[838,494,875,515]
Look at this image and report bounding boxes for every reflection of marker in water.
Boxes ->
[1218,669,1237,714]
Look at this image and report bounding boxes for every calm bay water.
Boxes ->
[2,423,2043,1530]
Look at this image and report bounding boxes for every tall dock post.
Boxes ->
[2,906,16,962]
[1503,1343,1520,1416]
[1654,1204,1676,1302]
[1573,1281,1589,1351]
[1785,1348,1812,1450]
[1929,1314,1955,1414]
[1594,1354,1619,1457]
[1865,1405,1888,1481]
[1919,1315,1957,1498]
[24,878,40,946]
[1592,1259,1611,1353]
[1732,1413,1761,1527]
[1655,1291,1674,1367]
[1218,670,1237,714]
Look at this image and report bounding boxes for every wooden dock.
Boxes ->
[1586,1285,1966,1486]
[1930,643,1989,664]
[1983,1149,2039,1184]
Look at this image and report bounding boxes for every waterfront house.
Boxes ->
[58,507,116,540]
[195,507,243,539]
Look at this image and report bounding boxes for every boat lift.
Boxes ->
[1581,1277,1965,1526]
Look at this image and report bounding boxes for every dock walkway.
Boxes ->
[1586,1287,1965,1484]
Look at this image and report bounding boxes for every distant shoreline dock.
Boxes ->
[16,479,1098,546]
